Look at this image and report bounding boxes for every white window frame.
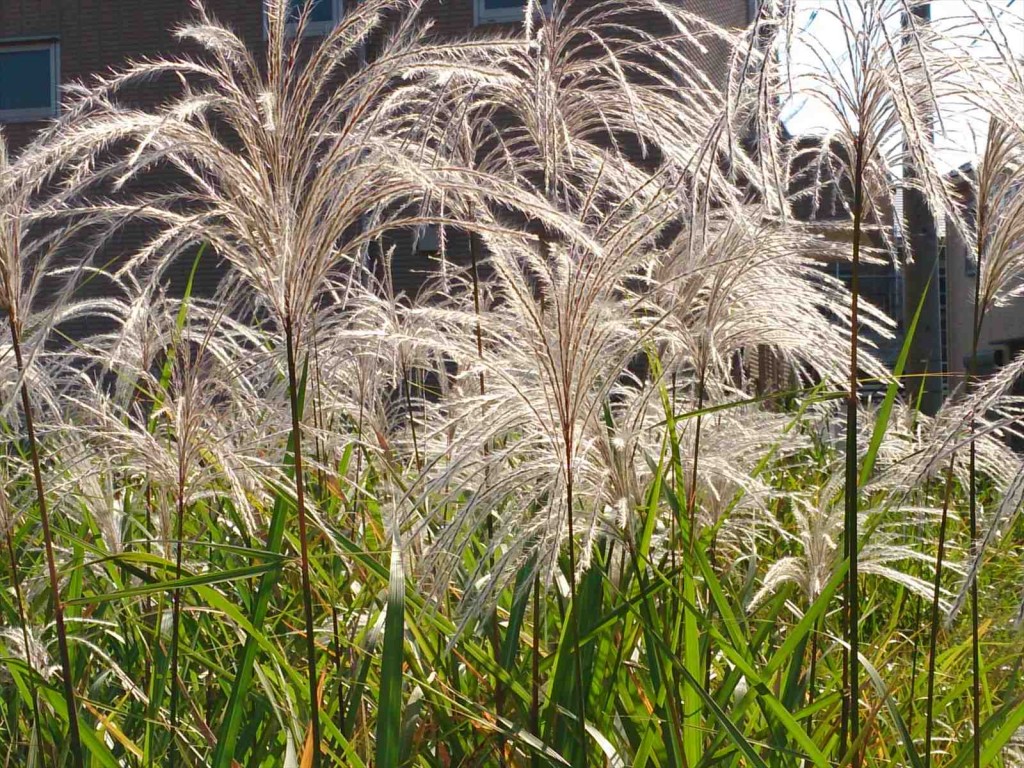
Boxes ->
[0,40,59,123]
[264,0,343,38]
[474,0,551,26]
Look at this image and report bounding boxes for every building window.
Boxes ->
[965,248,978,277]
[415,224,440,254]
[963,200,978,276]
[475,0,551,25]
[0,42,58,123]
[266,0,342,37]
[938,241,949,397]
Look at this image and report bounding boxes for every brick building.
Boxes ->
[1,0,754,146]
[2,0,754,305]
[943,167,1024,393]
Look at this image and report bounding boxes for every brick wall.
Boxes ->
[2,0,751,145]
[3,0,751,307]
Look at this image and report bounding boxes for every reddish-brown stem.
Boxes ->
[284,318,321,768]
[8,311,84,768]
[168,469,187,763]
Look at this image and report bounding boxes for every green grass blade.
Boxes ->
[375,534,407,768]
[672,657,769,768]
[862,655,924,768]
[65,562,279,606]
[945,694,1024,768]
[502,558,535,672]
[211,358,309,768]
[39,687,120,768]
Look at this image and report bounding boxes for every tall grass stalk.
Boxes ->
[561,436,588,761]
[7,311,84,768]
[951,115,1023,768]
[684,361,708,767]
[284,318,321,767]
[402,362,422,472]
[844,133,866,768]
[923,458,955,768]
[967,187,985,768]
[467,215,507,762]
[167,459,187,760]
[531,574,541,768]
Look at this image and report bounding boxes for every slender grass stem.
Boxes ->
[142,482,160,768]
[670,370,678,585]
[402,362,422,472]
[332,604,344,739]
[807,613,819,708]
[563,453,588,762]
[168,471,187,763]
[469,222,491,540]
[686,366,706,539]
[468,218,506,763]
[8,311,84,768]
[804,613,821,768]
[686,364,708,761]
[469,221,486,398]
[844,134,866,768]
[144,485,154,629]
[284,318,320,768]
[907,594,923,734]
[355,387,366,538]
[968,447,981,768]
[967,190,987,768]
[531,574,541,768]
[924,458,956,768]
[840,628,849,758]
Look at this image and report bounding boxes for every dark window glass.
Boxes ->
[288,0,334,23]
[479,0,547,22]
[0,48,53,113]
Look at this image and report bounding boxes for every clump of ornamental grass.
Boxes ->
[77,0,597,760]
[97,320,241,738]
[747,1,1000,760]
[5,1,1024,766]
[399,6,831,753]
[395,2,981,761]
[751,468,949,615]
[0,126,97,768]
[1,115,197,768]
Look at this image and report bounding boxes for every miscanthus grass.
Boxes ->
[2,1,1024,766]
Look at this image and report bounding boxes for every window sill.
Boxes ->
[280,20,337,37]
[0,108,57,124]
[476,14,528,25]
[474,2,550,26]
